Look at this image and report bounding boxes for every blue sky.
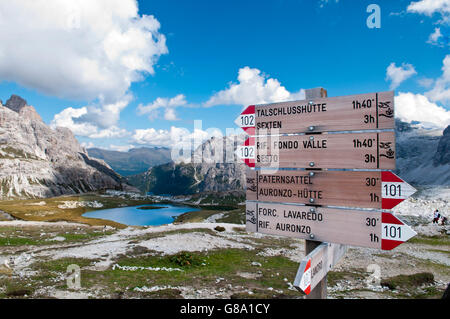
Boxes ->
[0,0,449,151]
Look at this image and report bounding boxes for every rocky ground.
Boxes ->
[0,186,448,299]
[0,214,448,299]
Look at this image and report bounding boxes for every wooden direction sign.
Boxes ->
[246,169,416,210]
[293,242,348,295]
[236,131,396,169]
[246,201,417,250]
[235,91,394,135]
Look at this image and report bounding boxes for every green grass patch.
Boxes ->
[409,286,445,299]
[132,288,184,299]
[132,228,217,243]
[428,249,450,255]
[381,272,434,290]
[408,235,450,246]
[215,209,245,224]
[4,282,33,298]
[415,258,450,275]
[0,224,116,247]
[169,252,207,267]
[0,237,43,246]
[34,257,96,273]
[61,231,114,242]
[327,269,368,287]
[175,210,220,223]
[76,248,301,297]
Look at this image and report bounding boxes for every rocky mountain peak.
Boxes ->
[2,94,43,122]
[5,94,28,113]
[0,95,129,199]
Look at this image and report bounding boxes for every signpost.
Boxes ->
[235,91,394,135]
[246,169,416,209]
[293,243,348,295]
[246,201,417,250]
[237,87,416,299]
[236,131,396,169]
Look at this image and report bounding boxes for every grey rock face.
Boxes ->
[193,136,246,193]
[0,95,127,199]
[433,125,450,166]
[395,121,450,186]
[127,135,247,195]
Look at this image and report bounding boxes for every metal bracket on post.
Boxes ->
[303,87,328,299]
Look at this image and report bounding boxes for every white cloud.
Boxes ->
[425,54,450,103]
[407,0,450,16]
[0,0,167,103]
[50,106,130,139]
[164,108,179,121]
[78,95,133,129]
[319,0,340,8]
[137,94,187,121]
[392,56,450,129]
[395,92,450,129]
[81,141,96,149]
[204,67,305,107]
[407,0,450,23]
[418,77,435,88]
[109,144,134,152]
[0,1,168,138]
[50,106,98,137]
[131,125,224,162]
[386,63,417,90]
[132,126,221,147]
[88,126,130,139]
[427,27,443,45]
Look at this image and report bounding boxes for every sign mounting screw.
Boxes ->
[309,162,315,167]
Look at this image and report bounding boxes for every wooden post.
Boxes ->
[304,87,328,299]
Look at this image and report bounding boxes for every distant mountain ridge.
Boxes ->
[87,147,172,176]
[126,136,247,195]
[395,120,450,186]
[0,95,131,199]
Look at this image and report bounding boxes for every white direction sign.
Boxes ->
[236,131,396,170]
[235,91,395,135]
[246,201,417,250]
[246,170,417,210]
[294,242,348,295]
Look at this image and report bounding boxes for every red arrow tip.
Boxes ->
[382,171,404,183]
[382,198,405,210]
[382,212,403,225]
[242,127,255,135]
[304,286,311,295]
[241,105,255,115]
[382,239,404,250]
[244,159,255,168]
[243,137,255,146]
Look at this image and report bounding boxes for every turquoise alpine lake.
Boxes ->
[82,204,200,226]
